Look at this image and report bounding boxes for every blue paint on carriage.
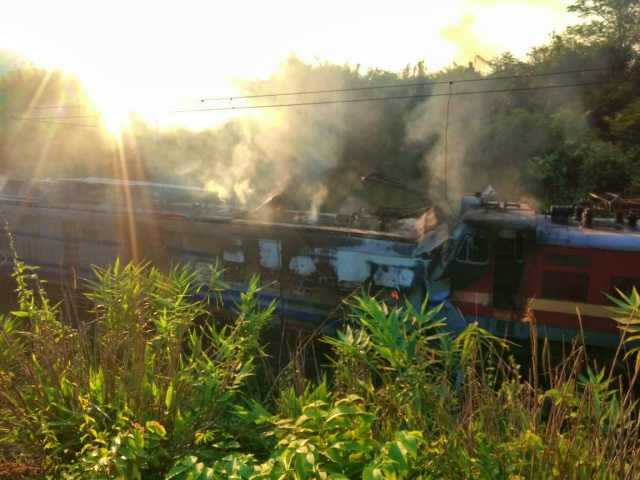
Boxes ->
[0,259,94,279]
[457,311,619,348]
[192,288,333,327]
[537,220,640,252]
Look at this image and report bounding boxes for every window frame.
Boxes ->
[455,234,490,266]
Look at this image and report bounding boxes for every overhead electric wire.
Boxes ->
[6,114,100,128]
[11,113,101,120]
[361,172,429,200]
[8,65,613,122]
[197,66,610,103]
[30,104,92,110]
[170,81,604,114]
[11,80,605,121]
[19,118,100,128]
[16,65,611,115]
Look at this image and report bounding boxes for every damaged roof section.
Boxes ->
[240,172,439,241]
[0,176,440,243]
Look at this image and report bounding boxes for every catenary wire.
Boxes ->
[10,79,609,121]
[169,81,604,114]
[25,65,610,112]
[196,66,610,103]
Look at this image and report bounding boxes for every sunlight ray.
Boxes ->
[23,69,53,117]
[9,69,53,141]
[30,87,69,181]
[113,133,139,263]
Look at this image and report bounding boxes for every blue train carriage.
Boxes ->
[0,177,430,329]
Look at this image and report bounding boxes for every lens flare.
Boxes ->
[83,82,133,137]
[96,109,129,136]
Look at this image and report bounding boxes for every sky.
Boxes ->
[1,0,579,126]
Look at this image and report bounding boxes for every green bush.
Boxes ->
[0,258,274,478]
[2,258,640,479]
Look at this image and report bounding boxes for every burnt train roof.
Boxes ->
[9,178,640,251]
[0,177,423,243]
[461,205,640,252]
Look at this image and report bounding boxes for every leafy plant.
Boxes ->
[2,261,640,479]
[0,259,274,477]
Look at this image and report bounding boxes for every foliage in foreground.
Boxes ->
[1,260,640,479]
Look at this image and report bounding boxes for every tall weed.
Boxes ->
[1,262,640,479]
[0,259,273,478]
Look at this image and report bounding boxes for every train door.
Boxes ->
[492,230,525,310]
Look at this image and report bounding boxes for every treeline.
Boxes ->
[1,0,639,210]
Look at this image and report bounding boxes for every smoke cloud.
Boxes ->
[0,52,601,216]
[405,63,597,210]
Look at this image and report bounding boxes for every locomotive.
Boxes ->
[430,191,640,348]
[0,177,636,347]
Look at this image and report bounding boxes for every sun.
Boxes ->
[99,107,132,137]
[80,80,134,137]
[78,74,254,135]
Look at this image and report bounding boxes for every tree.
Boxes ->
[567,0,640,53]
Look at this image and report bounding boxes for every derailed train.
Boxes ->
[0,177,638,347]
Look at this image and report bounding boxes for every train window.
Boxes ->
[541,271,589,302]
[545,254,591,269]
[494,232,525,262]
[456,234,489,264]
[259,239,281,270]
[185,234,219,255]
[610,277,640,296]
[222,258,246,284]
[82,225,100,241]
[3,179,27,196]
[222,240,246,284]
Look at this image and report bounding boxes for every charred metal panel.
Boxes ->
[372,264,415,289]
[289,256,316,276]
[308,237,424,290]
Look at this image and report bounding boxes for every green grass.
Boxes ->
[1,257,640,479]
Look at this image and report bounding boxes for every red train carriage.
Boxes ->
[435,195,640,348]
